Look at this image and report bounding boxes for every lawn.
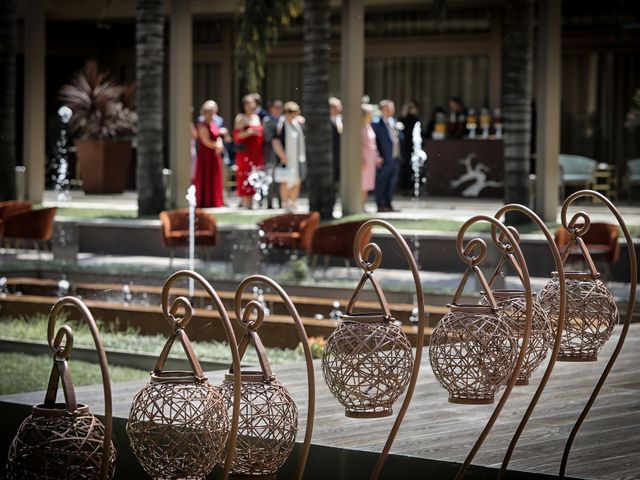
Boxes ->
[0,352,148,395]
[51,204,640,236]
[0,314,305,366]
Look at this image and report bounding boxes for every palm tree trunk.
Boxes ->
[136,0,165,215]
[502,0,534,219]
[302,0,334,220]
[0,0,17,201]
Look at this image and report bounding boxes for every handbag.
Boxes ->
[274,165,294,183]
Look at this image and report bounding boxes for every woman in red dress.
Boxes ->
[193,100,225,207]
[233,95,264,209]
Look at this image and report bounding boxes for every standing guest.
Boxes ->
[329,97,343,188]
[371,99,402,212]
[193,100,225,207]
[274,101,305,212]
[199,101,232,170]
[399,100,422,190]
[251,93,268,121]
[262,99,284,209]
[361,104,382,210]
[234,94,264,209]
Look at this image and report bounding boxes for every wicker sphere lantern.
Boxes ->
[538,271,618,362]
[480,291,551,385]
[430,302,518,404]
[322,312,413,417]
[538,220,619,362]
[220,323,298,479]
[7,298,115,480]
[429,233,531,404]
[321,222,420,419]
[127,298,230,479]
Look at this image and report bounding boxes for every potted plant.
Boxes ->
[59,61,137,194]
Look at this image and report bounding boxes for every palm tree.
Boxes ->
[502,0,534,220]
[0,0,17,201]
[236,0,301,96]
[136,0,165,215]
[302,0,334,219]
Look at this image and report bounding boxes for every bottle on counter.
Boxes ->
[493,108,503,139]
[466,108,477,139]
[480,108,491,139]
[433,111,447,140]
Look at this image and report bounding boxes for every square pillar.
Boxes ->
[169,0,193,208]
[23,0,45,203]
[339,0,364,216]
[535,0,561,221]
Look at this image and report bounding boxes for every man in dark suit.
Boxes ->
[371,99,402,212]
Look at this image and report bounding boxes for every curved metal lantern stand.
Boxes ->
[160,270,243,480]
[52,297,114,480]
[321,219,426,480]
[449,215,533,480]
[555,190,637,479]
[7,297,115,479]
[232,275,315,480]
[490,204,566,480]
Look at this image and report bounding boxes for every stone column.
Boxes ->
[23,0,46,203]
[169,0,193,208]
[339,0,364,216]
[535,0,561,222]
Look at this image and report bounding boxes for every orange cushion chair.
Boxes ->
[310,220,372,269]
[555,222,620,264]
[555,222,620,279]
[2,207,57,251]
[160,209,218,266]
[258,212,321,253]
[0,200,32,222]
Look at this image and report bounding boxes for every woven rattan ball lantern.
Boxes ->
[480,290,552,385]
[7,404,116,479]
[7,298,115,480]
[322,313,413,417]
[430,302,518,404]
[220,330,298,479]
[322,226,416,418]
[538,271,618,361]
[127,319,230,479]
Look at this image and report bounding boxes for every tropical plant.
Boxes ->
[58,61,137,139]
[502,0,534,222]
[302,0,334,220]
[135,0,165,215]
[0,0,17,201]
[236,0,302,95]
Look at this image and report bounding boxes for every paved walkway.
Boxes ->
[42,190,640,226]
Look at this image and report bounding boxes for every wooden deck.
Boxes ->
[1,325,638,480]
